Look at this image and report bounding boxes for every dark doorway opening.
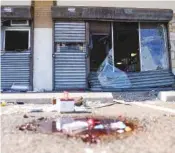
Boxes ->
[89,22,111,72]
[113,22,140,72]
[90,35,110,71]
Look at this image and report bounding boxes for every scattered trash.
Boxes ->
[16,102,24,105]
[37,117,45,121]
[23,114,29,118]
[56,92,75,113]
[84,100,118,109]
[56,117,74,131]
[110,121,126,130]
[62,121,88,135]
[18,122,37,131]
[19,116,138,144]
[52,97,56,105]
[125,126,132,132]
[74,106,91,113]
[94,124,104,129]
[30,109,43,113]
[74,97,84,106]
[1,101,6,107]
[11,83,30,92]
[116,129,124,133]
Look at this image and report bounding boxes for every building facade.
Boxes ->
[1,0,175,92]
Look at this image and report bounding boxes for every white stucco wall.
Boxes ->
[1,0,31,5]
[56,1,175,12]
[33,28,53,91]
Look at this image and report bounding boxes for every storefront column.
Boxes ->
[169,15,175,75]
[33,0,53,91]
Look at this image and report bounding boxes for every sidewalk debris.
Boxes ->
[1,101,6,107]
[37,117,45,121]
[30,109,43,113]
[23,114,29,118]
[110,121,126,130]
[62,121,88,135]
[125,126,132,132]
[74,97,84,106]
[16,102,24,105]
[56,91,75,113]
[18,122,37,131]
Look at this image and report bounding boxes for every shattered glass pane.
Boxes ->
[97,49,131,88]
[140,23,169,71]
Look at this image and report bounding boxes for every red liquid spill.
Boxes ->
[19,117,138,144]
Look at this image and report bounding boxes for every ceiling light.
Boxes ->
[116,62,122,65]
[131,53,137,57]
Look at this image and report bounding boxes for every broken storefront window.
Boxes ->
[140,23,169,71]
[96,23,169,89]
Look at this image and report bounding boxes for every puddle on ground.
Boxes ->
[18,116,139,144]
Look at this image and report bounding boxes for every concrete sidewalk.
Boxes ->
[1,92,113,103]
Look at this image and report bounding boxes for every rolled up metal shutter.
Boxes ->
[1,51,31,90]
[54,22,87,90]
[54,22,85,42]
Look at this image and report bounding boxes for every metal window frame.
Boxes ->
[3,27,31,51]
[138,22,170,71]
[10,20,29,26]
[111,22,115,72]
[138,22,142,71]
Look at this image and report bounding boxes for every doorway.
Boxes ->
[113,22,140,72]
[90,34,110,71]
[89,21,111,72]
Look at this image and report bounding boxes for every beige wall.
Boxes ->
[1,0,31,5]
[34,0,53,28]
[33,0,53,91]
[56,1,175,12]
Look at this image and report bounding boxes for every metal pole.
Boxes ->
[111,22,115,72]
[138,22,142,71]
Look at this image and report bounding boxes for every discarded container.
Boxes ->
[125,126,132,132]
[56,99,75,113]
[52,98,56,105]
[117,129,124,133]
[110,121,126,130]
[1,101,6,107]
[56,117,74,131]
[62,121,88,134]
[94,124,104,130]
[56,92,75,113]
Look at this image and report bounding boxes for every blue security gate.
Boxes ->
[1,51,31,91]
[54,22,87,90]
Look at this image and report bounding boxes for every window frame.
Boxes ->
[3,27,31,51]
[138,22,169,71]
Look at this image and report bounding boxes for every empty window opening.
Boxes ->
[5,30,29,51]
[113,22,140,72]
[56,43,84,52]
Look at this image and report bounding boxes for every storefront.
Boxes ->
[52,6,175,91]
[1,6,33,91]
